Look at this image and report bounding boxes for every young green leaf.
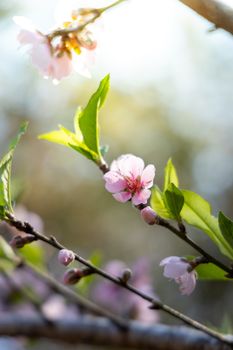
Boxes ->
[218,211,233,248]
[181,190,233,260]
[164,158,179,191]
[150,185,173,219]
[39,75,110,164]
[0,122,28,215]
[195,263,229,281]
[75,74,110,156]
[164,183,184,221]
[19,243,45,270]
[0,236,18,262]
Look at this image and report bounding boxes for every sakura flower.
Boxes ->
[104,154,155,205]
[160,256,197,296]
[14,16,72,81]
[14,6,100,81]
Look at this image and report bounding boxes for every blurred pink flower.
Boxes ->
[92,258,159,323]
[104,154,155,205]
[160,256,197,296]
[14,16,72,82]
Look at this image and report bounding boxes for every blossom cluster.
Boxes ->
[14,6,100,82]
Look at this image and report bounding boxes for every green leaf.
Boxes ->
[150,186,172,219]
[0,122,28,214]
[218,211,233,248]
[19,243,45,270]
[195,263,229,281]
[181,190,233,260]
[39,76,110,164]
[0,236,17,262]
[39,125,97,162]
[75,74,110,156]
[164,183,184,220]
[164,158,179,191]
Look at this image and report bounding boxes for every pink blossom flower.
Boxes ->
[160,256,197,295]
[104,154,155,205]
[14,16,72,81]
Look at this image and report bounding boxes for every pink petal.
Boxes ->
[163,261,189,279]
[104,171,126,193]
[113,191,131,203]
[177,271,197,295]
[141,164,155,188]
[29,42,52,74]
[51,53,73,80]
[160,256,182,266]
[126,155,145,178]
[132,189,151,205]
[17,29,43,46]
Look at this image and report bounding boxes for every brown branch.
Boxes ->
[156,217,233,277]
[5,215,233,346]
[0,314,232,349]
[178,0,233,35]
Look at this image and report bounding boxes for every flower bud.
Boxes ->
[9,234,37,248]
[58,249,75,266]
[121,268,132,284]
[63,267,94,285]
[141,206,157,225]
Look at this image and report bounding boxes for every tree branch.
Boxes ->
[178,0,233,35]
[0,314,232,349]
[5,215,233,346]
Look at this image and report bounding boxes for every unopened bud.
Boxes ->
[63,267,94,285]
[9,234,37,248]
[141,206,157,225]
[58,249,75,266]
[121,268,132,284]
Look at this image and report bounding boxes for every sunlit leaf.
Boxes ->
[164,183,184,221]
[181,190,233,260]
[150,185,172,219]
[218,211,233,249]
[164,158,179,191]
[0,122,28,215]
[75,74,110,156]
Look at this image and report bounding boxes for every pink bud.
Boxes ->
[141,206,157,225]
[63,267,93,285]
[58,249,75,266]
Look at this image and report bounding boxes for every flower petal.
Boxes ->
[113,191,131,203]
[141,164,155,188]
[132,189,151,205]
[104,171,126,193]
[177,271,197,295]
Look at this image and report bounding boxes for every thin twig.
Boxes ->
[5,215,233,346]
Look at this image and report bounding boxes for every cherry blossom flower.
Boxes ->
[160,256,197,295]
[14,6,100,81]
[103,154,155,205]
[14,16,72,81]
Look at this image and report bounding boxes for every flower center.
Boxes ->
[125,176,142,194]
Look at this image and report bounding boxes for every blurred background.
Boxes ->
[0,0,233,348]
